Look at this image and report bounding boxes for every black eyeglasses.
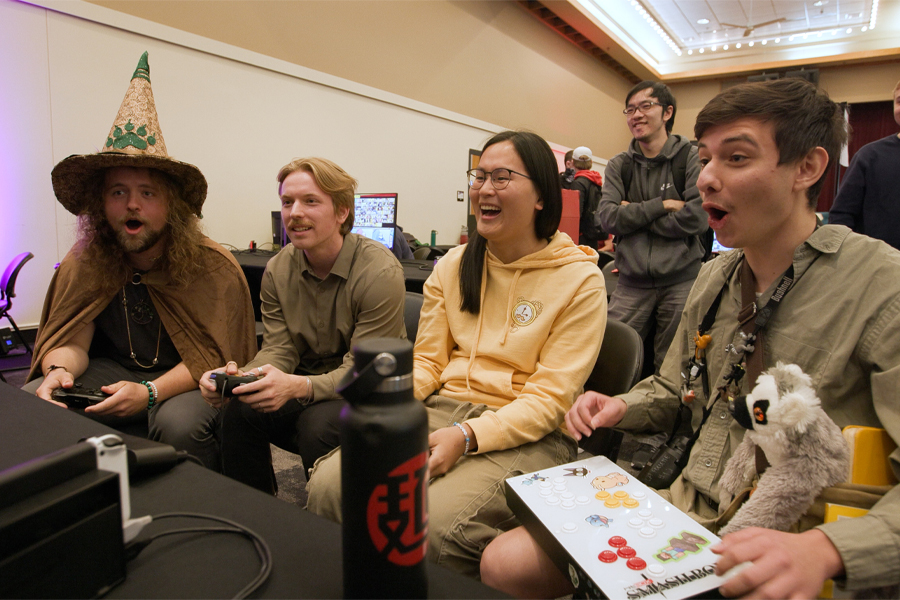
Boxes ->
[623,101,664,116]
[466,168,532,190]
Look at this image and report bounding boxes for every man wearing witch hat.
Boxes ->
[24,53,257,470]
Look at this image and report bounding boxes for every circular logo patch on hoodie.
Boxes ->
[512,298,542,327]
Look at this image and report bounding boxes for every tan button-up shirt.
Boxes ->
[245,233,407,400]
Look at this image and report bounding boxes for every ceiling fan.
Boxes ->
[720,1,786,37]
[720,16,787,37]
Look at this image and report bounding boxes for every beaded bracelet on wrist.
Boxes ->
[141,380,157,410]
[453,421,471,455]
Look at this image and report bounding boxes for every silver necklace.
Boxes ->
[122,280,161,369]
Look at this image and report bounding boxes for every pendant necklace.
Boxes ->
[122,275,161,368]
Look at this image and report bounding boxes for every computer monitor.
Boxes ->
[352,193,398,250]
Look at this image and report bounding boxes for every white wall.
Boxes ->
[0,1,58,330]
[1,0,516,328]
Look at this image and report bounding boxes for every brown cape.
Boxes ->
[28,237,257,382]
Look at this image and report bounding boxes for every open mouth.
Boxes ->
[125,219,143,233]
[289,222,312,234]
[707,207,727,220]
[479,204,501,218]
[704,205,728,228]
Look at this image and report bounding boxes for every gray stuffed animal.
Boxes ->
[719,362,849,536]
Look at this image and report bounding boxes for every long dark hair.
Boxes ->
[459,130,562,314]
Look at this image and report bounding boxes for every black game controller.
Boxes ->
[52,383,110,409]
[210,372,260,396]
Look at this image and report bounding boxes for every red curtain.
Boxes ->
[818,100,895,212]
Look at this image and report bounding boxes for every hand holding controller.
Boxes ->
[52,383,110,408]
[210,372,260,397]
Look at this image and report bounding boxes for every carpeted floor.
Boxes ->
[271,445,308,506]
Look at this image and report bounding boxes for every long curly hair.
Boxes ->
[75,168,206,294]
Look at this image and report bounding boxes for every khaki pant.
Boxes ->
[306,394,577,578]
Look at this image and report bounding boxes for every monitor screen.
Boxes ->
[353,193,398,250]
[351,225,395,249]
[354,193,398,227]
[711,231,732,254]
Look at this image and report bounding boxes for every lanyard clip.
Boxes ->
[694,332,712,361]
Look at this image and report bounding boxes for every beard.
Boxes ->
[111,217,169,255]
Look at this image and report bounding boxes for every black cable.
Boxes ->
[125,512,272,599]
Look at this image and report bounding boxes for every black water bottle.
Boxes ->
[338,338,429,599]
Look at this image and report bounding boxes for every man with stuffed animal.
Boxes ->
[481,78,900,599]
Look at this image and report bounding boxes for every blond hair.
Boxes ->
[277,157,358,234]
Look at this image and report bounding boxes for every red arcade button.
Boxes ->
[598,550,618,563]
[627,557,648,571]
[608,536,627,547]
[617,546,636,558]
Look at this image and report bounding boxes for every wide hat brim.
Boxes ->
[51,151,207,217]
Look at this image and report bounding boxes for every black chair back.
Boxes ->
[0,252,35,367]
[585,318,643,397]
[1,252,34,309]
[404,291,424,345]
[601,261,618,300]
[579,318,644,460]
[595,251,615,270]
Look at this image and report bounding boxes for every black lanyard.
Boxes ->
[678,257,797,444]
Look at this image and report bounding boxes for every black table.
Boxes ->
[0,382,505,598]
[232,251,434,316]
[231,250,276,322]
[398,259,434,294]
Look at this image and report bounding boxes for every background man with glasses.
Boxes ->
[596,81,709,373]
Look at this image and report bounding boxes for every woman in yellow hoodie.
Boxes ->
[307,130,607,577]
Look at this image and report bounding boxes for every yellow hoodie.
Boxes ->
[413,232,607,453]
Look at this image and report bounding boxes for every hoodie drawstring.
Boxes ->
[500,269,523,346]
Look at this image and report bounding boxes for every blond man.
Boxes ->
[201,157,407,494]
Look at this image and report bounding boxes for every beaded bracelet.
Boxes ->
[453,421,470,455]
[141,380,158,410]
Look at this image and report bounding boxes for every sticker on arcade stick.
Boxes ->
[655,531,710,562]
[585,514,612,528]
[564,466,590,477]
[591,472,629,491]
[521,473,548,485]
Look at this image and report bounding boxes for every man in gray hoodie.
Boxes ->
[596,81,709,372]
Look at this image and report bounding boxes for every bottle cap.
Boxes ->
[338,338,414,403]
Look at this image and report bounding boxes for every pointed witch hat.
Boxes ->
[51,52,207,216]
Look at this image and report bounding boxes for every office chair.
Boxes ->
[579,318,644,460]
[595,250,615,270]
[1,252,34,355]
[584,318,643,398]
[404,291,424,345]
[601,260,618,300]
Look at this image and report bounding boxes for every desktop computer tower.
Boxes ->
[271,211,289,249]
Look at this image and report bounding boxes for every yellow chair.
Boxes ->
[842,425,898,486]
